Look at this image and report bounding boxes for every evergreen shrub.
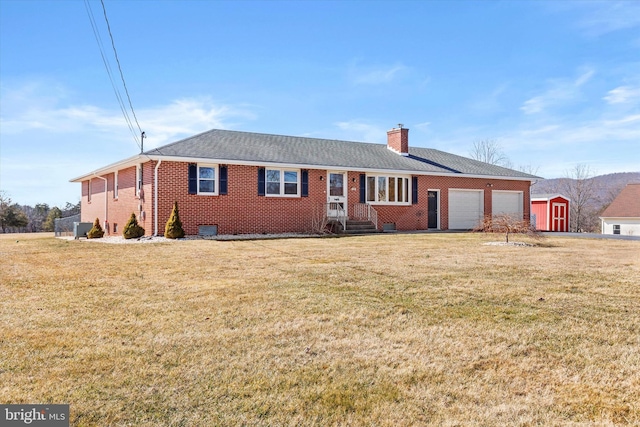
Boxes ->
[123,213,145,239]
[87,218,105,239]
[164,201,185,239]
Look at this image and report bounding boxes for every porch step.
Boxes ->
[344,220,379,234]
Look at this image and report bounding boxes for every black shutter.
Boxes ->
[188,163,197,194]
[301,170,309,197]
[412,176,418,204]
[359,174,366,203]
[258,167,265,196]
[219,165,228,195]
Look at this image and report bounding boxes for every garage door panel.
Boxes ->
[492,191,523,220]
[449,190,483,229]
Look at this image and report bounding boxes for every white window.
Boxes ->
[198,164,218,195]
[88,179,92,202]
[366,174,409,204]
[266,169,299,197]
[114,171,119,199]
[613,225,620,235]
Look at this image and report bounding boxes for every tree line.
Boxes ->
[0,192,80,233]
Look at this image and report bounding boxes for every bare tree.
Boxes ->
[517,164,540,176]
[474,214,543,243]
[469,139,510,166]
[560,164,599,232]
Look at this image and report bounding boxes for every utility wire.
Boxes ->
[84,0,139,147]
[99,0,144,138]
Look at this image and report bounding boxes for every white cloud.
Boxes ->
[574,1,640,37]
[603,85,640,104]
[520,68,595,115]
[137,98,256,149]
[348,60,409,85]
[414,121,431,131]
[1,81,255,149]
[334,120,386,142]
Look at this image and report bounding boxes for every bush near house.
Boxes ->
[123,213,145,239]
[87,218,104,239]
[164,202,185,239]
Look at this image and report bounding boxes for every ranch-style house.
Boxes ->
[71,126,539,236]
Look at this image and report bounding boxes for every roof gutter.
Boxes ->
[153,160,162,236]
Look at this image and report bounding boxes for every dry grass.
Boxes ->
[1,232,639,426]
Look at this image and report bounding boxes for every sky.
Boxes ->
[1,0,639,207]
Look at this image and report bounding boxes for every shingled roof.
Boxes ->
[601,184,640,218]
[143,128,538,179]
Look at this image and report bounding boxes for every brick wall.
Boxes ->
[81,160,532,236]
[80,164,154,236]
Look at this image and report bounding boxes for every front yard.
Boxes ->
[1,233,638,426]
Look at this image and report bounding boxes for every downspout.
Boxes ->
[94,174,108,233]
[153,160,162,236]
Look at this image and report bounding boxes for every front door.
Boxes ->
[327,171,347,217]
[428,190,438,228]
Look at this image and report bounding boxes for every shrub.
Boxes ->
[164,201,185,239]
[87,217,105,239]
[123,213,145,239]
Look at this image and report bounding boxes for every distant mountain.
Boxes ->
[532,172,640,204]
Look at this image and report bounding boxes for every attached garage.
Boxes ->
[492,190,523,219]
[449,189,484,229]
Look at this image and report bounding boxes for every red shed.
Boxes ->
[531,194,570,232]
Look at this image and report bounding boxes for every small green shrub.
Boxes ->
[164,201,185,239]
[87,218,105,239]
[123,213,145,239]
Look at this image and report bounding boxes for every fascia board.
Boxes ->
[69,154,145,182]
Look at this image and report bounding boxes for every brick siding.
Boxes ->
[80,160,532,236]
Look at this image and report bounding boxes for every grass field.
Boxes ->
[1,232,639,426]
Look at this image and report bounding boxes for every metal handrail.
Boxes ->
[326,203,347,231]
[353,203,378,229]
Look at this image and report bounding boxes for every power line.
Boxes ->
[99,0,143,137]
[84,0,139,146]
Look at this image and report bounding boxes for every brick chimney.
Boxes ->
[387,124,409,156]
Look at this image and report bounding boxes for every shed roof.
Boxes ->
[600,183,640,218]
[531,194,570,202]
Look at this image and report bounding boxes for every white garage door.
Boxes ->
[492,191,523,219]
[449,189,484,229]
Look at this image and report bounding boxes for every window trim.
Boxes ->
[264,168,301,198]
[197,164,219,196]
[365,174,411,205]
[136,164,142,197]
